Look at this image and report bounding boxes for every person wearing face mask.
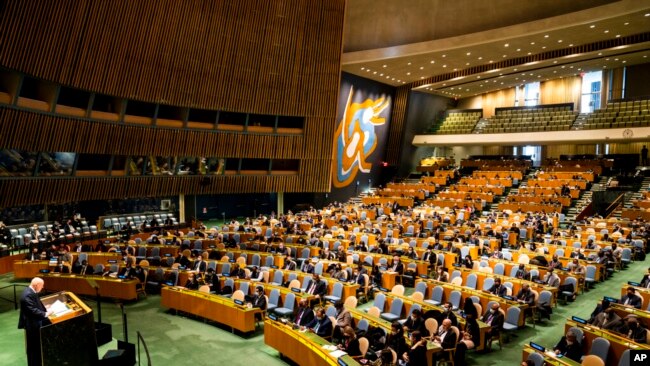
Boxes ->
[304,307,332,337]
[332,302,352,341]
[432,319,457,364]
[454,309,480,364]
[620,286,643,309]
[462,255,473,269]
[294,299,315,327]
[337,326,361,357]
[515,264,530,280]
[590,306,622,330]
[434,267,448,282]
[436,301,458,328]
[400,331,427,366]
[249,286,267,321]
[386,322,407,356]
[552,330,583,362]
[402,308,425,335]
[480,303,504,344]
[624,318,647,343]
[487,277,508,297]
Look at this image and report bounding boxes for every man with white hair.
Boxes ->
[18,277,52,366]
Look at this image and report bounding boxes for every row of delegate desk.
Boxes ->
[417,278,530,327]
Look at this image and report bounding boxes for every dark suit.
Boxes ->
[305,279,327,297]
[18,287,51,366]
[481,310,504,337]
[554,336,583,362]
[118,266,135,279]
[193,260,207,272]
[405,344,428,366]
[306,316,333,338]
[438,327,458,350]
[294,307,315,326]
[621,294,643,309]
[488,284,508,297]
[343,337,361,357]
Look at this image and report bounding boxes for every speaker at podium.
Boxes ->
[39,291,98,366]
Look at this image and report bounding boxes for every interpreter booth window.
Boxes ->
[0,149,38,177]
[37,152,75,176]
[580,71,602,114]
[143,156,177,176]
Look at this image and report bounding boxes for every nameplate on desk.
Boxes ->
[337,358,348,366]
[118,275,126,279]
[571,316,588,324]
[603,296,618,303]
[209,245,216,248]
[452,263,461,267]
[234,299,244,306]
[230,260,235,263]
[290,287,301,293]
[179,266,186,270]
[164,253,172,257]
[208,236,214,239]
[107,260,117,264]
[628,281,641,287]
[222,273,230,277]
[39,269,50,274]
[268,313,278,321]
[378,287,388,292]
[529,342,545,352]
[271,265,278,269]
[419,275,429,278]
[327,299,337,304]
[502,295,514,301]
[165,281,174,286]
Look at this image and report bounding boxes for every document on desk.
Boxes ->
[49,300,73,317]
[322,345,338,351]
[329,350,348,358]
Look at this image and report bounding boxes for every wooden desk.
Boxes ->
[345,307,442,366]
[268,268,360,301]
[498,202,563,213]
[621,285,650,310]
[527,179,587,190]
[417,278,528,326]
[161,286,261,333]
[564,319,650,366]
[456,267,558,306]
[42,273,139,301]
[473,170,523,180]
[362,197,415,207]
[382,292,491,352]
[264,319,361,366]
[522,344,581,366]
[13,260,49,279]
[449,184,505,195]
[519,186,580,199]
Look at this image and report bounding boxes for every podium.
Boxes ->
[39,291,98,366]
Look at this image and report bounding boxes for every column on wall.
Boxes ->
[609,67,625,100]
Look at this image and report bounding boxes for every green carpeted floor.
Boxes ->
[0,258,645,365]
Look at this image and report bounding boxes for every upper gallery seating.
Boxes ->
[577,98,650,129]
[435,110,481,134]
[479,104,577,134]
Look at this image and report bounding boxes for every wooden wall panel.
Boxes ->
[540,76,581,108]
[385,85,410,165]
[0,163,331,207]
[481,88,516,118]
[0,0,346,118]
[0,107,313,158]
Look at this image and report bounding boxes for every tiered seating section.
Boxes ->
[435,110,481,134]
[481,104,577,133]
[580,99,650,129]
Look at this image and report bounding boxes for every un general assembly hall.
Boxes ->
[3,1,650,365]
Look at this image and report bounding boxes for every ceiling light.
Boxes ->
[489,60,494,63]
[553,71,557,73]
[553,61,557,64]
[421,77,425,79]
[373,71,377,74]
[504,43,509,47]
[557,40,563,43]
[465,89,469,91]
[614,58,618,61]
[397,80,401,82]
[501,82,504,85]
[622,60,626,63]
[407,62,411,65]
[645,13,650,17]
[466,62,470,65]
[542,46,546,49]
[406,72,411,75]
[569,44,573,47]
[382,65,387,68]
[466,52,471,56]
[386,76,390,79]
[604,30,609,33]
[502,54,507,58]
[615,34,621,38]
[442,64,447,68]
[544,34,549,38]
[442,54,446,57]
[514,68,518,71]
[380,73,383,76]
[590,25,595,28]
[598,52,602,55]
[530,42,535,45]
[477,76,481,79]
[430,60,435,64]
[624,22,629,25]
[391,78,395,80]
[478,57,483,60]
[569,66,574,68]
[366,69,370,72]
[419,66,424,70]
[561,66,565,68]
[516,48,521,52]
[442,83,446,86]
[361,67,365,70]
[453,68,457,71]
[527,52,532,55]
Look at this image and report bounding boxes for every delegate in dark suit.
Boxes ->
[620,293,643,309]
[481,308,504,338]
[294,305,315,326]
[306,314,333,338]
[18,278,52,366]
